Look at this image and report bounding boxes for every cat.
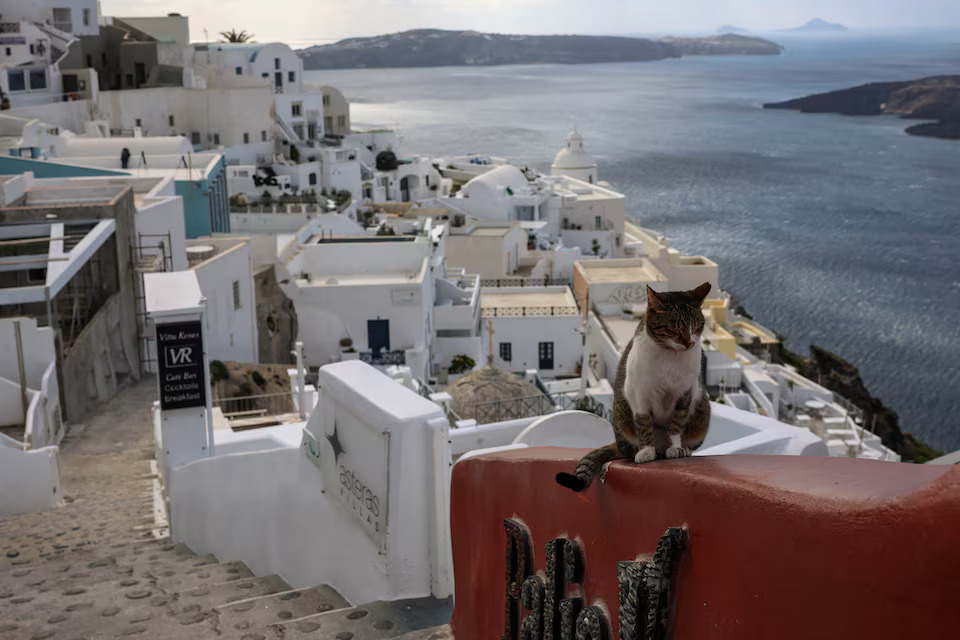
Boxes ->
[556,282,712,492]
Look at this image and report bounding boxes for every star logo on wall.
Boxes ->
[326,421,345,461]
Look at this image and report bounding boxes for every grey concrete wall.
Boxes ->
[254,265,297,365]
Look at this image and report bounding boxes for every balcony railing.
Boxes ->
[482,306,578,318]
[480,277,570,288]
[213,392,294,418]
[359,350,406,366]
[0,22,21,33]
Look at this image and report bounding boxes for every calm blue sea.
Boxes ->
[306,31,960,450]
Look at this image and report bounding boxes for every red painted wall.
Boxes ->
[450,449,960,639]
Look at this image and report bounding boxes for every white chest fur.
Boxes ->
[623,333,701,428]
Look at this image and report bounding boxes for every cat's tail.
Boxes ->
[555,443,623,492]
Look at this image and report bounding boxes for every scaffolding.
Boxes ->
[130,231,174,372]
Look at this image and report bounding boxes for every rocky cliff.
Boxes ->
[299,29,782,70]
[780,345,943,463]
[764,75,960,140]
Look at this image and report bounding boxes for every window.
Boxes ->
[322,94,330,106]
[52,8,71,31]
[213,133,220,145]
[28,69,46,89]
[125,73,133,87]
[191,131,201,145]
[7,69,25,91]
[168,115,175,127]
[232,281,241,310]
[362,185,372,199]
[324,116,333,131]
[291,102,302,117]
[135,118,142,127]
[83,8,90,26]
[307,123,316,140]
[243,132,250,144]
[235,66,242,75]
[86,54,92,67]
[261,72,268,78]
[261,130,267,141]
[499,343,512,362]
[308,173,317,186]
[27,268,46,283]
[30,44,35,54]
[288,70,295,82]
[293,124,304,139]
[377,177,388,187]
[337,115,346,128]
[595,215,602,230]
[274,57,280,69]
[4,47,11,57]
[101,53,107,66]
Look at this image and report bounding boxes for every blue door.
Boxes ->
[368,319,390,355]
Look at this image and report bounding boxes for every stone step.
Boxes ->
[143,559,255,593]
[390,624,453,640]
[176,573,292,610]
[216,583,350,632]
[277,597,453,640]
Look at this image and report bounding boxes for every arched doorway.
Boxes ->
[399,175,420,202]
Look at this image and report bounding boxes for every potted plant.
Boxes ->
[447,354,476,383]
[339,337,359,360]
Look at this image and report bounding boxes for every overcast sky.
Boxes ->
[101,0,960,47]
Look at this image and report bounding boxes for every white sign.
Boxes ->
[303,404,389,551]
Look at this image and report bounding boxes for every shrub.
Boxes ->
[339,337,353,348]
[260,190,273,206]
[210,360,228,383]
[448,354,476,375]
[573,395,605,417]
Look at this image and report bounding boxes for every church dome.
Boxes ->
[447,367,547,422]
[552,130,597,171]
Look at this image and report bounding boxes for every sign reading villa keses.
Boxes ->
[156,321,206,411]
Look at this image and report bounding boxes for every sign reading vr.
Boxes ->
[157,321,206,411]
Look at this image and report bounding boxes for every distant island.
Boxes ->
[781,18,848,33]
[298,29,783,70]
[764,76,960,140]
[717,25,749,34]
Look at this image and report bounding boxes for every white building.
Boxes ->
[186,237,259,365]
[437,150,626,259]
[481,286,582,377]
[551,129,598,184]
[276,216,481,381]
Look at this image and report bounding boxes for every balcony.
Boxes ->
[359,350,406,366]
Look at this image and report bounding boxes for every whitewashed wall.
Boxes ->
[168,361,453,603]
[0,318,55,388]
[0,442,61,517]
[484,314,582,377]
[193,243,259,364]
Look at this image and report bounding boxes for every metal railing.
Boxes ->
[0,22,21,33]
[213,392,294,418]
[469,394,559,424]
[482,306,579,318]
[359,350,406,366]
[480,277,570,288]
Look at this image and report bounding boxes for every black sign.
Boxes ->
[156,321,206,411]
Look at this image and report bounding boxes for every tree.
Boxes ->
[219,29,255,43]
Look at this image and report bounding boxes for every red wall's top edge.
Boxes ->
[449,450,960,640]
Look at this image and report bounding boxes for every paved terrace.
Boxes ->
[0,378,451,640]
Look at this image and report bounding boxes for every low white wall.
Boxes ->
[0,444,62,517]
[448,417,539,455]
[168,361,453,604]
[0,378,27,428]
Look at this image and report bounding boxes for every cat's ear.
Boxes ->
[688,282,712,305]
[646,285,664,310]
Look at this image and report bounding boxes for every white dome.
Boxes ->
[460,164,529,211]
[552,130,596,170]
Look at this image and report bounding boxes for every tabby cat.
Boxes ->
[556,282,712,492]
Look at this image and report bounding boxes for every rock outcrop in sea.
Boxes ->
[781,345,943,463]
[764,75,960,140]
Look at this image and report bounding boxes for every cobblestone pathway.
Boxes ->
[0,377,450,640]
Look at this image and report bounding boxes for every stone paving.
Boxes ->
[0,377,451,639]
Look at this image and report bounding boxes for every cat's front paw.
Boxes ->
[665,445,691,459]
[634,446,656,464]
